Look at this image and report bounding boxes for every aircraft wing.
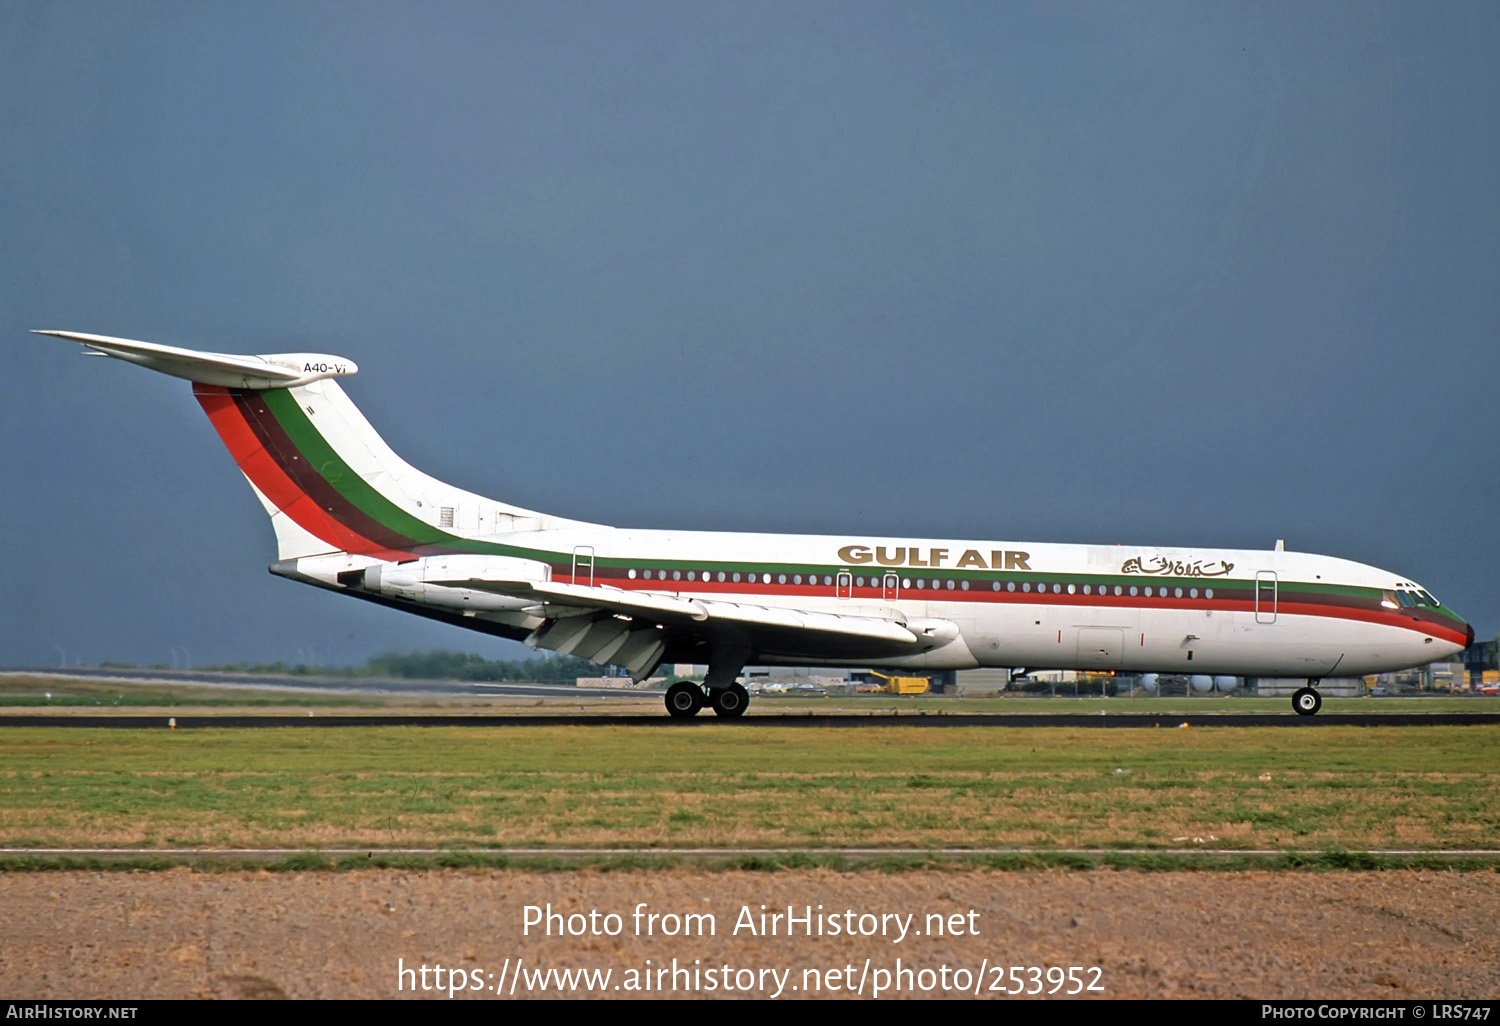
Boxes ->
[437,576,936,680]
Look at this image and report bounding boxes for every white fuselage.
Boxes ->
[301,525,1470,679]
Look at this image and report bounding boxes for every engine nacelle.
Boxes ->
[1140,673,1159,693]
[361,554,548,612]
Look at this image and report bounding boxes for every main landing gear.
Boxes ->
[1292,681,1323,716]
[665,646,752,719]
[663,681,750,719]
[664,680,703,718]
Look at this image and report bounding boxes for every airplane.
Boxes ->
[33,330,1474,718]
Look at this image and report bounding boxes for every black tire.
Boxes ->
[1292,687,1322,716]
[710,683,750,719]
[665,681,704,719]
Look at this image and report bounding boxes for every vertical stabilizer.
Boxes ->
[195,380,558,560]
[35,331,579,562]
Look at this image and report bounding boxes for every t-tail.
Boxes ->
[33,331,573,562]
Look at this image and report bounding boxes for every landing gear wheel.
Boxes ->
[665,681,704,719]
[710,683,750,719]
[1292,687,1322,716]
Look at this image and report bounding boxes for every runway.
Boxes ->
[1,712,1496,727]
[2,665,642,698]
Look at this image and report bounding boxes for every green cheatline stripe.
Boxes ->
[262,389,562,563]
[264,389,449,547]
[257,393,1465,626]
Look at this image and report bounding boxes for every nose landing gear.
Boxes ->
[1292,682,1322,716]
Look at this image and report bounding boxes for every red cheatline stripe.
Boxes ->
[194,385,416,559]
[229,389,436,556]
[191,387,1473,648]
[594,576,1469,644]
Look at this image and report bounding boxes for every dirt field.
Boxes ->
[3,868,1497,999]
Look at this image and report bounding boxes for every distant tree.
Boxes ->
[198,649,607,682]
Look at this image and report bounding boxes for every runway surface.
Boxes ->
[2,712,1496,727]
[4,665,639,698]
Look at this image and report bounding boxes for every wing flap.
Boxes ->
[439,577,920,646]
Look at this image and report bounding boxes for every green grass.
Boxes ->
[0,675,377,708]
[0,724,1497,857]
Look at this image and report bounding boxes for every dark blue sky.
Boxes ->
[4,2,1497,668]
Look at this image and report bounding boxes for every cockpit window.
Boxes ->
[1381,590,1400,610]
[1392,587,1439,608]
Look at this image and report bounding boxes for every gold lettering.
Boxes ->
[1005,550,1031,570]
[929,548,948,566]
[956,549,987,569]
[838,544,872,565]
[875,546,907,566]
[909,546,928,567]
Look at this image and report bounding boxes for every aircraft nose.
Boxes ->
[1466,620,1475,648]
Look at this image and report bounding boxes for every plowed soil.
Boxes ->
[3,869,1498,999]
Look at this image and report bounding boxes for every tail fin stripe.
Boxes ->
[196,386,354,548]
[230,388,436,557]
[257,388,458,549]
[207,383,567,565]
[197,384,419,558]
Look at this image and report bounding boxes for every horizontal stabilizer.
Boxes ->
[32,330,357,389]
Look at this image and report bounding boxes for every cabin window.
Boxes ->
[1129,586,1138,596]
[961,580,970,591]
[1205,589,1213,599]
[1190,588,1198,599]
[628,569,637,580]
[1114,585,1123,596]
[1174,587,1183,598]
